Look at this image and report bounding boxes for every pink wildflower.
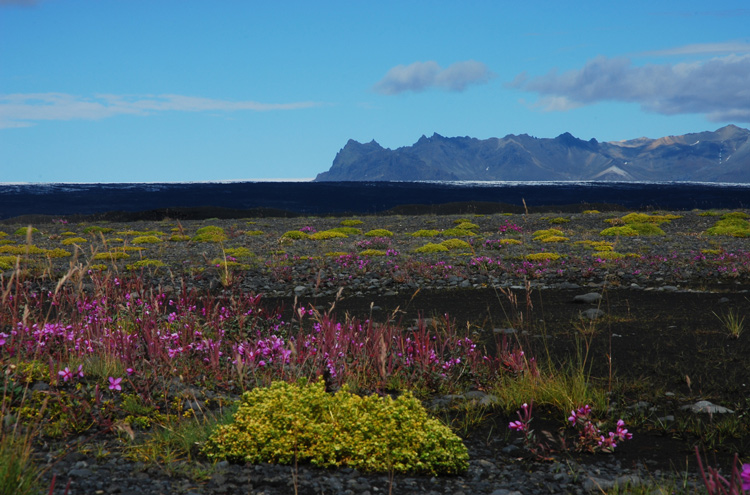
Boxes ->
[58,367,73,382]
[108,376,122,391]
[508,420,527,432]
[741,463,750,491]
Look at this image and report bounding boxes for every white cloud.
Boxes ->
[373,60,494,95]
[509,53,750,123]
[0,93,321,129]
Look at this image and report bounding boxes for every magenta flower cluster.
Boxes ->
[568,405,632,453]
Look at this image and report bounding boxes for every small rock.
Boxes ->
[681,400,734,414]
[573,292,602,304]
[580,308,605,320]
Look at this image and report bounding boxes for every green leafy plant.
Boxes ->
[202,379,469,475]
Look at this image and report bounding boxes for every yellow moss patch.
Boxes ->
[525,252,561,261]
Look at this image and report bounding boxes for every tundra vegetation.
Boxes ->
[1,209,749,493]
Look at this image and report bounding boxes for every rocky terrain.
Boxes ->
[3,207,750,494]
[315,125,750,182]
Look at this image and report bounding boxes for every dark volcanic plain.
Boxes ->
[2,206,750,494]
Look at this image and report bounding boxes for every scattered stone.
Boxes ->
[681,400,734,414]
[573,292,602,304]
[580,308,605,320]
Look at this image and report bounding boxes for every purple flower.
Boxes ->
[76,364,84,378]
[126,367,135,376]
[108,376,122,391]
[508,420,527,432]
[58,367,73,382]
[741,463,750,491]
[615,419,633,441]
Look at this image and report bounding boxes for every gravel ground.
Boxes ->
[5,209,743,494]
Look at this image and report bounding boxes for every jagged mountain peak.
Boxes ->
[315,126,750,182]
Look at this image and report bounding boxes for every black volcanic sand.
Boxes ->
[3,206,750,493]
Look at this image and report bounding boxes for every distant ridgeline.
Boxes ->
[315,125,750,182]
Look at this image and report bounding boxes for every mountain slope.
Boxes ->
[314,125,750,182]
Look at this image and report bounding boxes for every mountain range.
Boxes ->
[314,125,750,182]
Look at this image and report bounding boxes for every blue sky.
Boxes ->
[1,1,750,182]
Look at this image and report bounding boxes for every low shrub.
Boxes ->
[169,234,191,242]
[61,237,87,245]
[202,379,468,475]
[628,223,666,235]
[532,229,564,241]
[576,240,614,251]
[721,211,749,219]
[0,256,16,270]
[280,230,310,241]
[192,226,227,243]
[548,217,570,224]
[620,212,680,224]
[328,227,362,236]
[411,229,439,237]
[0,245,45,255]
[340,219,364,226]
[359,249,386,256]
[440,238,472,251]
[45,248,71,258]
[224,247,254,259]
[600,226,638,236]
[14,227,39,236]
[454,221,479,231]
[415,243,449,254]
[310,230,348,240]
[705,214,750,237]
[245,230,263,236]
[132,235,163,244]
[440,228,474,237]
[538,235,568,243]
